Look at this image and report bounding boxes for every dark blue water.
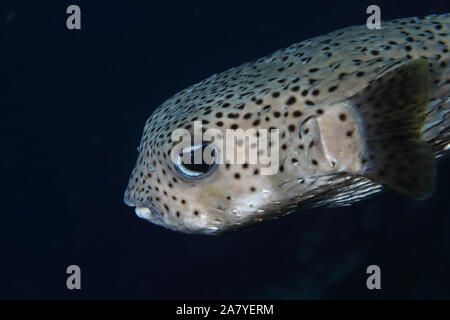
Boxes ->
[1,0,449,299]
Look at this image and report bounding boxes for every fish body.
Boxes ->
[125,14,450,235]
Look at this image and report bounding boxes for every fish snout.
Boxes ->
[123,186,164,222]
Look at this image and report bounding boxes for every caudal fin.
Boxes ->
[351,59,436,200]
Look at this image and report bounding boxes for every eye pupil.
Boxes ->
[175,142,218,179]
[181,148,214,174]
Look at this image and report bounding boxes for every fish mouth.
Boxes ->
[135,206,153,220]
[123,193,163,222]
[128,203,165,224]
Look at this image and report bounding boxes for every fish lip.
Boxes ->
[123,192,159,219]
[131,202,165,222]
[135,206,152,220]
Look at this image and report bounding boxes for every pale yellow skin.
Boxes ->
[125,14,450,235]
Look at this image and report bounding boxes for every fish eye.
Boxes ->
[175,142,218,179]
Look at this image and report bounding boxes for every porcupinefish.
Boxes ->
[124,14,450,235]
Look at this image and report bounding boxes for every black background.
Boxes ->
[1,0,449,299]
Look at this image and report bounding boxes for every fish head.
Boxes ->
[123,112,291,235]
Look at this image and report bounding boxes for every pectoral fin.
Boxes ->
[352,59,436,199]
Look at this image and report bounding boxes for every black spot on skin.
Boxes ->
[293,111,303,117]
[302,57,312,64]
[328,85,338,92]
[346,131,354,137]
[312,159,318,166]
[286,96,297,105]
[272,92,280,98]
[356,71,365,77]
[339,113,347,121]
[234,173,241,179]
[288,125,296,132]
[242,163,249,169]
